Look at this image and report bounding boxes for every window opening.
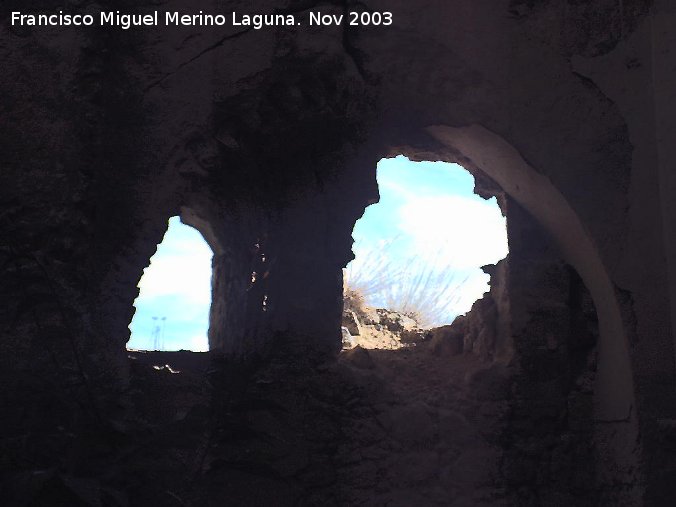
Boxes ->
[127,216,212,352]
[343,156,508,349]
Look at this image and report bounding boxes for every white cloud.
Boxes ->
[378,178,416,200]
[189,334,209,352]
[129,217,213,350]
[347,158,508,326]
[136,254,212,303]
[397,195,507,269]
[449,271,492,316]
[136,218,213,304]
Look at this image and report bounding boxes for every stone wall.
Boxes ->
[501,200,612,505]
[2,0,676,503]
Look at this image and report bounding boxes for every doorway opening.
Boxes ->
[343,156,508,349]
[127,216,213,352]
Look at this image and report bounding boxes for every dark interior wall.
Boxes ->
[0,0,652,362]
[501,199,607,505]
[2,0,675,504]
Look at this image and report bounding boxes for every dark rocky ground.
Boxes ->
[2,343,510,506]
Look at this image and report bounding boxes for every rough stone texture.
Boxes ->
[2,0,676,505]
[428,257,507,361]
[500,200,605,505]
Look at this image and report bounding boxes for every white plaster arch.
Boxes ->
[428,124,640,488]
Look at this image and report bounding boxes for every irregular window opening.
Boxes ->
[343,156,508,349]
[127,216,213,352]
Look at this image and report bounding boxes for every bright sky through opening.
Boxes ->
[127,217,212,351]
[345,156,508,327]
[127,156,508,349]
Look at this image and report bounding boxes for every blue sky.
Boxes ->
[127,217,212,351]
[127,156,507,349]
[346,156,508,326]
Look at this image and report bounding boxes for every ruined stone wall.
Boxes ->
[2,0,676,503]
[431,195,612,503]
[500,200,612,505]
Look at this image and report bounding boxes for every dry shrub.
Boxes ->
[343,285,367,319]
[344,236,469,328]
